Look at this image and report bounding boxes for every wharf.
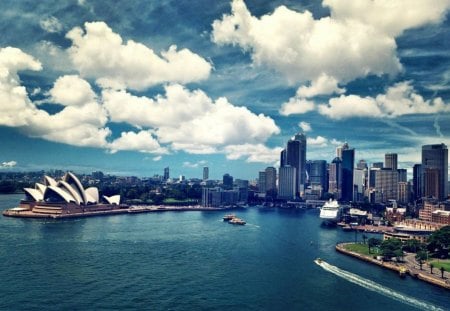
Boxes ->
[336,243,450,290]
[2,205,231,219]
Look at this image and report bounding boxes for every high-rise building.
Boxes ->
[385,153,398,170]
[397,169,407,183]
[375,169,399,203]
[328,157,342,200]
[372,162,384,169]
[280,149,286,167]
[422,144,448,201]
[285,133,307,197]
[341,146,355,202]
[278,166,296,200]
[223,173,233,190]
[413,164,422,200]
[203,167,209,180]
[163,167,170,181]
[397,182,410,204]
[307,160,328,193]
[353,168,366,202]
[356,160,368,170]
[258,171,266,193]
[265,167,277,196]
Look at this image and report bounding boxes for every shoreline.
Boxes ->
[336,242,450,290]
[2,205,233,219]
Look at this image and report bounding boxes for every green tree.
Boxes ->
[380,238,403,261]
[440,266,445,279]
[403,239,424,253]
[368,238,381,254]
[427,225,450,259]
[415,250,427,270]
[430,262,434,274]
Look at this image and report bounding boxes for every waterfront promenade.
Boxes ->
[336,243,450,290]
[2,204,230,219]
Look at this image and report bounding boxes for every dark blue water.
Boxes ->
[0,194,448,310]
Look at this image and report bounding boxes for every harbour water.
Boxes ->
[0,194,448,310]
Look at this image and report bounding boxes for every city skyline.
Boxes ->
[1,1,450,179]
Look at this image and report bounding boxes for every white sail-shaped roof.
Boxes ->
[35,183,47,195]
[63,172,87,204]
[44,186,76,203]
[103,195,120,205]
[85,187,99,204]
[24,188,44,201]
[58,181,82,205]
[44,176,57,187]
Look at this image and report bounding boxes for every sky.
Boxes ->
[1,0,450,180]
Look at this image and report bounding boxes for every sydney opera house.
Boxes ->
[3,172,122,218]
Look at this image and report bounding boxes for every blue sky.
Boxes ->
[0,0,450,180]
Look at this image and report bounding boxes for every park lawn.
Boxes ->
[343,243,381,256]
[429,260,450,272]
[163,198,195,203]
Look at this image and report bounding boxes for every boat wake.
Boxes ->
[315,259,444,311]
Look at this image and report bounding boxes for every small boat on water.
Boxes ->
[229,217,246,225]
[223,214,236,221]
[314,258,323,264]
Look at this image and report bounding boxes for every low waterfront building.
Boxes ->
[431,210,450,225]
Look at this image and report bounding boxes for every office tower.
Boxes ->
[280,149,286,167]
[375,169,399,202]
[413,164,422,200]
[278,166,297,200]
[341,146,355,202]
[397,169,407,183]
[422,144,448,201]
[235,179,249,202]
[353,168,366,202]
[307,160,328,193]
[397,182,410,204]
[285,133,307,196]
[385,153,398,170]
[356,160,368,170]
[336,142,348,159]
[203,167,209,180]
[163,167,170,181]
[223,173,233,190]
[372,162,384,169]
[265,167,277,196]
[258,171,266,193]
[329,157,342,199]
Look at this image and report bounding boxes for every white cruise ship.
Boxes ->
[319,199,341,223]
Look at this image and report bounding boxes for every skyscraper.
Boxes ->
[163,167,170,181]
[341,145,355,202]
[385,153,398,170]
[278,166,296,200]
[265,167,277,197]
[223,173,233,190]
[258,171,266,193]
[328,157,342,200]
[203,167,209,180]
[422,144,448,201]
[285,133,307,197]
[307,160,328,193]
[413,164,422,200]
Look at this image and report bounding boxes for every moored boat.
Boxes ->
[319,199,341,224]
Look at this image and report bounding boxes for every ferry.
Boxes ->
[223,214,236,221]
[229,217,246,225]
[319,199,341,224]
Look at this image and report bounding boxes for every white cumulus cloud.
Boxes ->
[212,0,450,98]
[307,136,328,147]
[66,21,212,90]
[279,98,315,116]
[299,122,312,132]
[108,130,168,154]
[103,84,280,155]
[223,144,283,163]
[318,81,450,119]
[49,75,96,106]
